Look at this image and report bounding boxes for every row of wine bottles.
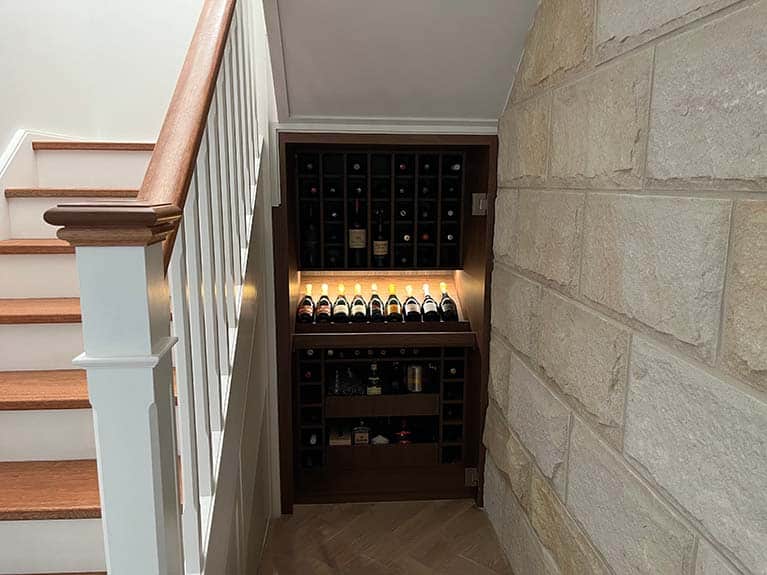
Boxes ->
[296,282,459,324]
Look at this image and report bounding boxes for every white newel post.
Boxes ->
[44,204,184,575]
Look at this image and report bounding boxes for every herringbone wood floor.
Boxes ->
[258,499,512,574]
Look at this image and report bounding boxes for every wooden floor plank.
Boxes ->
[0,460,100,520]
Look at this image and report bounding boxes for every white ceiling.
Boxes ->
[267,0,537,129]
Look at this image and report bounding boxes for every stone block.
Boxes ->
[722,201,767,391]
[596,0,741,62]
[568,419,695,574]
[516,190,584,294]
[507,354,570,495]
[538,290,630,447]
[549,51,652,189]
[625,338,767,574]
[530,468,611,575]
[489,336,512,413]
[498,95,550,186]
[483,400,532,510]
[491,266,541,358]
[581,193,730,363]
[647,2,767,190]
[493,189,517,263]
[512,0,593,101]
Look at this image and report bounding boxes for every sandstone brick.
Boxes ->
[581,193,730,363]
[491,266,541,358]
[507,354,570,495]
[549,51,652,189]
[596,0,741,62]
[486,457,560,575]
[625,338,767,574]
[695,540,738,575]
[647,2,767,190]
[530,468,611,575]
[722,201,767,391]
[483,400,532,510]
[516,190,584,294]
[538,290,630,447]
[489,337,512,413]
[568,419,695,574]
[512,0,593,101]
[498,96,550,186]
[493,189,517,263]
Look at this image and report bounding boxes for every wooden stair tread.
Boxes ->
[0,460,100,520]
[32,141,154,152]
[0,370,88,410]
[5,187,139,199]
[0,238,74,255]
[0,297,81,324]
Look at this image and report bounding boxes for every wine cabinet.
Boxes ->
[274,133,497,511]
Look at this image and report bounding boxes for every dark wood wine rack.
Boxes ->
[294,148,466,270]
[294,346,469,501]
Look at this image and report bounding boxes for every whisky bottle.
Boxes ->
[296,283,315,323]
[372,208,389,267]
[385,283,403,323]
[332,284,350,323]
[403,284,422,322]
[439,281,459,321]
[421,283,440,322]
[369,283,385,322]
[316,283,332,323]
[351,283,367,322]
[349,199,367,267]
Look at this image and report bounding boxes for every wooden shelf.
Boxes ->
[325,393,440,418]
[295,320,470,333]
[293,330,476,349]
[326,443,438,469]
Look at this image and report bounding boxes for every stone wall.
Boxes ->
[485,1,767,574]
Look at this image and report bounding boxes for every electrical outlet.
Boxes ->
[471,193,487,216]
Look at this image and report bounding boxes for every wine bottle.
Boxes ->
[385,283,403,323]
[366,362,382,396]
[439,281,459,321]
[349,199,367,267]
[398,206,410,219]
[369,283,385,322]
[302,205,319,267]
[326,247,342,267]
[296,284,315,323]
[332,284,350,322]
[400,231,412,243]
[421,283,440,321]
[403,285,421,322]
[350,283,367,323]
[372,208,389,267]
[316,283,332,323]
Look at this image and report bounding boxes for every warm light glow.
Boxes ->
[354,283,362,295]
[337,283,346,295]
[371,282,379,293]
[305,283,313,296]
[321,283,329,296]
[405,284,413,297]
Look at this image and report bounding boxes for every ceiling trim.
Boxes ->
[281,115,498,135]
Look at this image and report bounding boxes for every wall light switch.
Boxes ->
[472,193,487,216]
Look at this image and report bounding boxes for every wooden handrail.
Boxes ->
[44,0,237,265]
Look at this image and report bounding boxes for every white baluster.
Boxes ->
[195,138,224,435]
[168,222,203,574]
[206,99,233,380]
[183,175,219,462]
[74,241,182,575]
[215,72,238,337]
[224,44,245,281]
[231,18,250,251]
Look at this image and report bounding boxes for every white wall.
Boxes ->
[0,0,203,151]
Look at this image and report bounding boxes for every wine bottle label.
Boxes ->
[423,301,438,314]
[351,303,366,316]
[298,304,314,316]
[317,304,331,314]
[387,304,400,315]
[349,229,366,248]
[373,240,388,256]
[405,302,420,314]
[334,303,349,315]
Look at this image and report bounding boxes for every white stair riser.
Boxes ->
[0,323,82,370]
[0,254,78,297]
[36,149,151,188]
[0,409,95,461]
[0,519,105,574]
[8,197,128,238]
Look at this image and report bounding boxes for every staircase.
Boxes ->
[0,141,152,574]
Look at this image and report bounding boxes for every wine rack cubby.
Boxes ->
[295,148,466,270]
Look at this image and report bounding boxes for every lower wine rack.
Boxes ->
[294,345,472,502]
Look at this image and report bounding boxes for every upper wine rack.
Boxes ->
[293,148,466,270]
